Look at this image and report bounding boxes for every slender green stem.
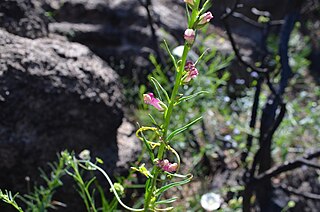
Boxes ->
[163,44,190,139]
[143,43,190,211]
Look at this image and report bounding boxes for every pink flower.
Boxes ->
[184,29,195,44]
[185,61,195,71]
[157,159,178,173]
[184,0,194,6]
[184,61,199,83]
[199,12,214,25]
[143,93,164,111]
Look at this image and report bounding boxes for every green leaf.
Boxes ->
[195,48,209,66]
[199,0,212,14]
[85,177,96,190]
[150,77,170,102]
[141,133,155,161]
[155,197,178,205]
[186,4,191,23]
[155,177,191,196]
[166,116,202,141]
[148,114,158,127]
[163,40,178,70]
[175,91,209,105]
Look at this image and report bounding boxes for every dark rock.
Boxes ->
[43,0,185,78]
[0,29,140,210]
[0,0,48,39]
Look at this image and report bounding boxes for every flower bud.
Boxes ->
[184,29,195,44]
[184,0,194,6]
[199,12,214,25]
[157,159,178,173]
[183,61,199,83]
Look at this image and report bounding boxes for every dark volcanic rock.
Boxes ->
[0,29,141,206]
[0,0,48,39]
[43,0,185,78]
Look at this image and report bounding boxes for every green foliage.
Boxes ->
[0,190,23,212]
[20,151,68,212]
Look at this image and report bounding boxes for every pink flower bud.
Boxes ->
[185,61,195,72]
[143,93,164,111]
[184,69,199,83]
[199,12,214,25]
[157,159,178,173]
[167,163,178,172]
[184,29,195,44]
[184,0,194,6]
[183,61,199,83]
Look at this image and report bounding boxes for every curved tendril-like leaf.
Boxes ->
[166,145,181,172]
[150,77,170,103]
[82,162,144,212]
[148,141,161,149]
[155,174,193,196]
[166,117,203,141]
[163,40,178,70]
[175,91,209,105]
[136,127,159,161]
[136,127,159,136]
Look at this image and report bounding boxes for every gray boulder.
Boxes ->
[0,28,141,199]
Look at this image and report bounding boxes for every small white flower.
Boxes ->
[200,192,222,211]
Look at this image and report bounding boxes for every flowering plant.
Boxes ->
[79,0,213,211]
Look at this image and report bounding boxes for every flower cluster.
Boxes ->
[183,61,199,83]
[156,159,178,173]
[183,5,213,44]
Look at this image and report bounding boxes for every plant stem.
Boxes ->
[143,43,190,211]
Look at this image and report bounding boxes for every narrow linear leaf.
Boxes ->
[176,91,209,105]
[148,114,158,127]
[150,77,170,102]
[141,134,155,161]
[155,177,191,196]
[163,40,178,70]
[155,197,178,205]
[186,4,191,23]
[85,177,96,190]
[149,77,163,101]
[167,116,202,141]
[199,0,212,14]
[195,48,210,66]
